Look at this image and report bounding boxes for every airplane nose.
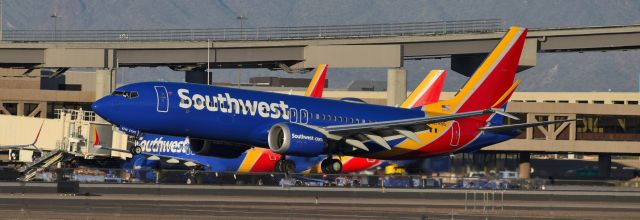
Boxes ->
[92,97,110,119]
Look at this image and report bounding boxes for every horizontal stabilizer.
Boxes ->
[491,108,520,120]
[480,119,580,132]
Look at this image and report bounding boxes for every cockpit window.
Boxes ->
[111,90,139,99]
[112,91,126,97]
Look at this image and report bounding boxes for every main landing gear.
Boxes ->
[130,145,143,155]
[274,156,296,174]
[320,158,342,174]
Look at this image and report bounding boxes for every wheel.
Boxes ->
[282,160,296,174]
[328,159,342,174]
[321,158,343,174]
[130,146,143,155]
[320,159,329,173]
[274,160,284,173]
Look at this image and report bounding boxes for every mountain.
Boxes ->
[3,0,640,91]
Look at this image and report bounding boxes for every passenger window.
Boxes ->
[315,113,319,120]
[355,119,359,123]
[338,116,343,122]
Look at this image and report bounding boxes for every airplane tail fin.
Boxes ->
[304,64,328,98]
[93,127,102,149]
[488,80,521,126]
[424,27,527,114]
[401,70,446,109]
[492,80,520,109]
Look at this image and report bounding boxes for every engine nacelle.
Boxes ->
[188,138,249,158]
[268,123,327,157]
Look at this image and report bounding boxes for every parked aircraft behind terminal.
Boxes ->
[0,121,44,153]
[94,27,571,173]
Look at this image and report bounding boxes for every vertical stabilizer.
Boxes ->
[425,27,527,114]
[304,64,328,98]
[401,70,446,108]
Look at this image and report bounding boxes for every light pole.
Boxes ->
[236,15,247,40]
[236,15,247,87]
[51,13,60,40]
[0,0,3,41]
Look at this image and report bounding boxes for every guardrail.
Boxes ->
[2,19,503,42]
[5,167,640,191]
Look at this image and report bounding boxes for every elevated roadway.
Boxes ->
[0,22,639,73]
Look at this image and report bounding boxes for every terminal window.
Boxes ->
[576,114,640,141]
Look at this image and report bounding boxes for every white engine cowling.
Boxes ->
[267,123,327,157]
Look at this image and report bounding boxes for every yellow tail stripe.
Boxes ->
[492,80,521,107]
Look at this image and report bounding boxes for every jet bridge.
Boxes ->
[0,109,130,180]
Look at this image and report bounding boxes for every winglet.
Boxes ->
[401,70,446,108]
[492,80,520,108]
[490,108,520,120]
[304,64,328,98]
[31,121,45,146]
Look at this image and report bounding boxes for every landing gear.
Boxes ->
[321,158,342,174]
[274,158,296,174]
[130,146,143,155]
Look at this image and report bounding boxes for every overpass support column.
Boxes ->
[95,68,113,123]
[598,154,611,179]
[95,69,112,101]
[386,68,407,106]
[185,71,208,84]
[518,152,531,179]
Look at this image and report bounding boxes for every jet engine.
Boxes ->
[188,138,250,158]
[267,123,327,157]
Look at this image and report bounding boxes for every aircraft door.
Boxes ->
[449,121,460,147]
[154,86,169,113]
[289,108,298,123]
[300,109,309,124]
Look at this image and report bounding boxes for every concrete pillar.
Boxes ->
[518,152,531,179]
[185,71,208,84]
[386,68,407,106]
[95,69,112,123]
[95,69,112,101]
[598,154,611,179]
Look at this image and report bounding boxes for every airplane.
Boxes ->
[117,65,444,174]
[93,26,570,174]
[0,121,44,152]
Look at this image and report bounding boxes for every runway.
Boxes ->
[0,183,639,219]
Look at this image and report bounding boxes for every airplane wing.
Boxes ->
[0,144,37,150]
[479,118,580,133]
[137,152,211,168]
[0,121,45,152]
[309,108,513,150]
